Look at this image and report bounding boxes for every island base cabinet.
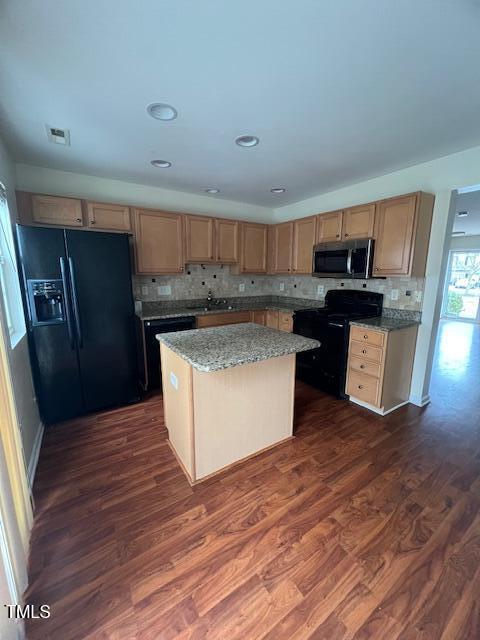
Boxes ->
[161,344,295,483]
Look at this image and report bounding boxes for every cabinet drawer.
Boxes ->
[349,355,381,379]
[278,312,293,332]
[196,311,251,328]
[350,340,384,364]
[346,370,380,406]
[350,326,385,347]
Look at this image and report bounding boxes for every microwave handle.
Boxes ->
[346,249,353,275]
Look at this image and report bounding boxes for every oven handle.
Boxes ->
[59,257,75,350]
[328,322,344,328]
[346,249,353,275]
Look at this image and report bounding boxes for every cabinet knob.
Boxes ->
[360,364,365,369]
[180,267,184,271]
[336,234,340,238]
[375,267,379,271]
[344,233,349,237]
[364,334,368,339]
[362,349,367,354]
[76,218,82,222]
[358,385,364,390]
[90,220,96,225]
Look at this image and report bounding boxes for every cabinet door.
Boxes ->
[133,209,184,274]
[292,216,316,274]
[216,219,238,263]
[273,222,294,273]
[278,312,293,332]
[343,203,375,240]
[86,201,131,232]
[373,194,417,276]
[240,223,268,273]
[251,310,267,325]
[316,211,343,243]
[266,310,279,329]
[185,215,215,262]
[31,194,83,227]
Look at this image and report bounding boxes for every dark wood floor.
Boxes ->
[25,321,480,639]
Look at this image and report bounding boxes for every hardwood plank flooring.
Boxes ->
[25,324,480,638]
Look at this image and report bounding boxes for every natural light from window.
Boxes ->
[0,183,26,348]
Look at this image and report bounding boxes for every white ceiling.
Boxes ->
[454,190,480,236]
[1,0,480,208]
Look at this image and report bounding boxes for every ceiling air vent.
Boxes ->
[46,125,70,146]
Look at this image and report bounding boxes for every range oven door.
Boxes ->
[312,239,373,279]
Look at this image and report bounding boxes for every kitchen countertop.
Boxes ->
[140,299,322,321]
[350,317,421,332]
[156,322,320,372]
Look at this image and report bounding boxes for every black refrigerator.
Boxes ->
[16,225,140,424]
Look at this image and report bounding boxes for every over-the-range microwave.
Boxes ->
[312,238,374,279]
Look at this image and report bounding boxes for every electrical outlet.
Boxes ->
[317,284,325,295]
[390,289,399,301]
[157,285,172,296]
[141,285,149,295]
[239,283,245,292]
[279,282,285,291]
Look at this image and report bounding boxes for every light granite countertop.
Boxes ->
[350,317,420,332]
[156,322,320,372]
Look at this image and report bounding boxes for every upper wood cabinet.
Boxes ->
[239,222,268,273]
[185,215,215,263]
[85,201,131,232]
[215,219,238,263]
[316,210,343,243]
[272,222,294,273]
[373,192,434,277]
[292,216,316,274]
[30,194,83,227]
[133,208,184,274]
[342,203,375,240]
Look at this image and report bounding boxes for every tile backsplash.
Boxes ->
[133,264,424,311]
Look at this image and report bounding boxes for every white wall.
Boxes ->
[274,144,480,405]
[0,141,42,477]
[15,164,273,223]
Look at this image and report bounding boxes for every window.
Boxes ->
[0,184,26,348]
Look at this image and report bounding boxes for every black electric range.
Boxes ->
[293,290,383,398]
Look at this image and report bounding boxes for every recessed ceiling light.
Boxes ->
[271,188,286,194]
[150,159,171,168]
[147,103,178,121]
[458,211,469,217]
[235,135,259,147]
[452,231,466,236]
[205,188,219,194]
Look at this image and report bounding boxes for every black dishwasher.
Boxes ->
[142,316,196,390]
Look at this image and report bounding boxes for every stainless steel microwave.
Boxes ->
[312,238,374,279]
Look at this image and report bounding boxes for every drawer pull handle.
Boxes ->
[358,385,364,390]
[360,364,365,369]
[362,349,367,354]
[364,334,368,339]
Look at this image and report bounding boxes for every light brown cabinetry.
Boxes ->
[278,311,293,332]
[272,222,294,273]
[196,311,251,328]
[239,222,268,273]
[342,203,375,240]
[215,219,238,263]
[133,208,184,274]
[346,324,418,415]
[185,215,215,263]
[292,216,316,274]
[85,201,131,231]
[316,210,343,243]
[373,192,434,277]
[251,310,267,325]
[266,310,279,329]
[31,194,83,227]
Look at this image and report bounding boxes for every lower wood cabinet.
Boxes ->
[133,208,184,274]
[85,201,131,231]
[251,310,267,325]
[196,311,251,328]
[264,310,293,332]
[266,310,279,329]
[345,324,418,415]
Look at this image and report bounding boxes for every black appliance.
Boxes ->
[16,224,140,424]
[139,316,196,391]
[312,239,374,279]
[293,289,383,397]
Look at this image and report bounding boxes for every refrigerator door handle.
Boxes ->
[68,257,83,348]
[59,257,75,350]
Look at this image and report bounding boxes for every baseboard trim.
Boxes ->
[349,396,410,416]
[28,421,44,488]
[409,393,431,407]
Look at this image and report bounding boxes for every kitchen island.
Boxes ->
[157,323,319,483]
